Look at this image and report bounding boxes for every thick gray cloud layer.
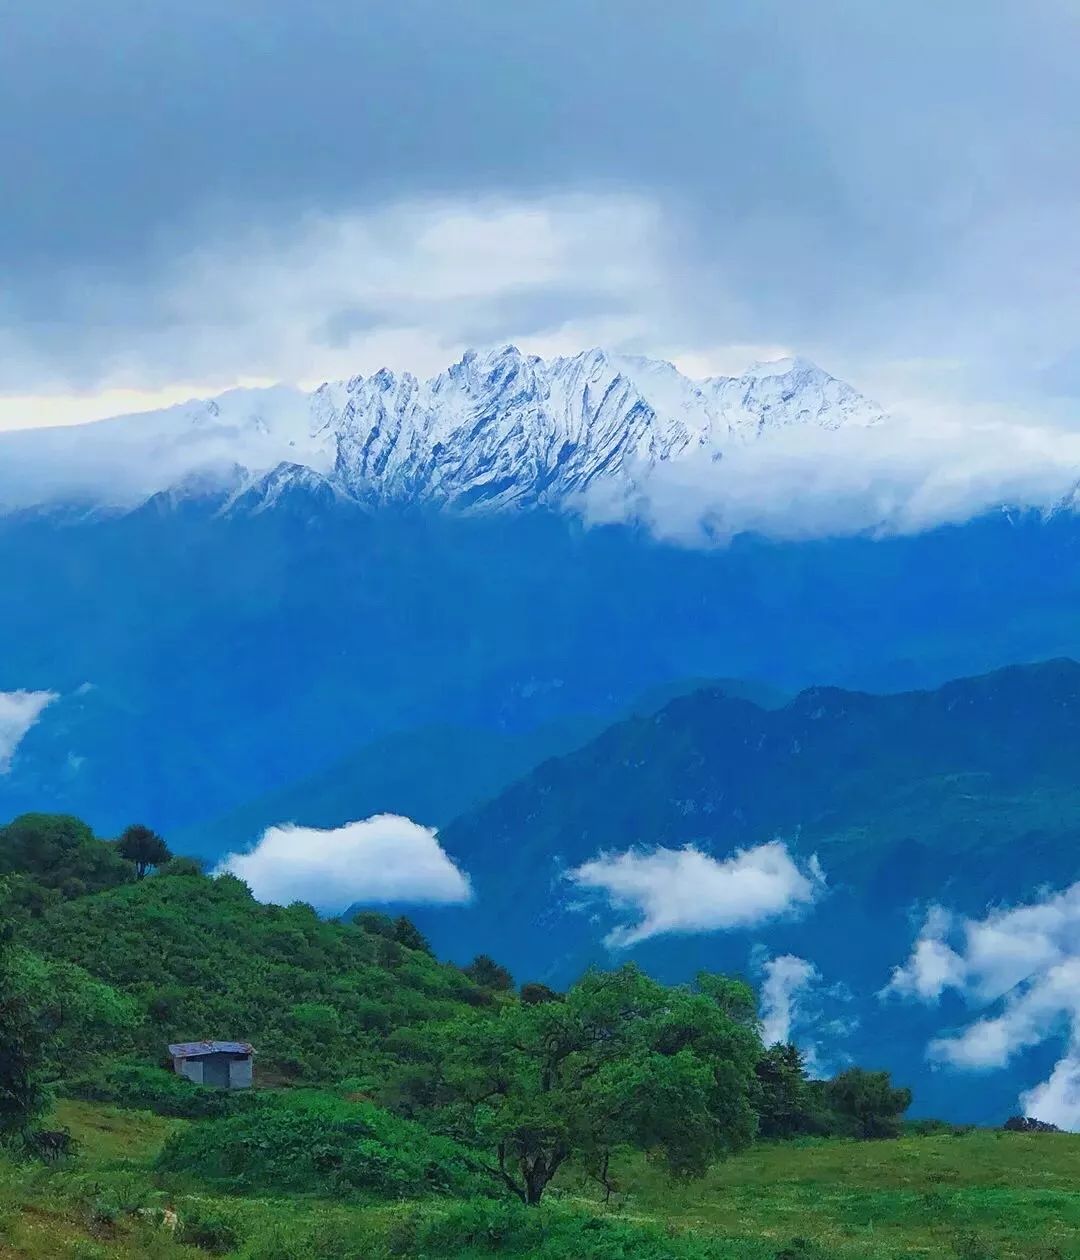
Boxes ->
[3,1,1080,420]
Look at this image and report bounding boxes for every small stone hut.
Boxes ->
[168,1040,254,1089]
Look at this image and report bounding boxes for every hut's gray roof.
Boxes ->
[168,1040,254,1058]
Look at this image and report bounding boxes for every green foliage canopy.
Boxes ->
[436,965,761,1205]
[116,823,172,878]
[825,1067,913,1139]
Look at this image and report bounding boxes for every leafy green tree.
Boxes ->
[438,965,760,1205]
[825,1067,912,1139]
[463,954,514,992]
[393,916,433,954]
[0,813,132,902]
[116,824,171,878]
[0,892,48,1142]
[157,855,205,878]
[16,952,139,1077]
[695,972,760,1026]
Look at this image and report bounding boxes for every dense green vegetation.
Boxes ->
[1,810,1076,1257]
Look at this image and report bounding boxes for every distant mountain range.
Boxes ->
[0,347,884,514]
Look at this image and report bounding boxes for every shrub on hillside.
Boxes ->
[1003,1114,1061,1133]
[904,1117,973,1137]
[65,1064,258,1119]
[175,1199,245,1253]
[157,1092,487,1198]
[382,1197,791,1259]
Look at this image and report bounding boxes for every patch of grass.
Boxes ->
[3,1106,1080,1258]
[51,1098,184,1166]
[561,1132,1080,1259]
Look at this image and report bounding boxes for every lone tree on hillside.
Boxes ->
[392,916,433,955]
[439,964,760,1206]
[463,952,514,992]
[117,824,171,879]
[463,953,514,992]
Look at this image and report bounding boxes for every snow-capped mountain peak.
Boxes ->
[0,347,887,515]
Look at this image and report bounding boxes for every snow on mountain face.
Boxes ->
[0,347,886,515]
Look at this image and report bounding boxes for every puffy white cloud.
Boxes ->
[567,841,824,948]
[215,814,472,913]
[760,954,819,1046]
[887,882,1080,1127]
[881,906,967,1002]
[0,689,57,772]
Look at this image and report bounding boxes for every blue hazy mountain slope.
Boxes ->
[421,659,1080,1124]
[172,677,784,863]
[4,497,1080,840]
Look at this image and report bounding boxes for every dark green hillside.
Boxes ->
[439,657,1080,939]
[439,658,1080,910]
[20,867,489,1083]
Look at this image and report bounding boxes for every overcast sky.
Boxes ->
[2,0,1079,429]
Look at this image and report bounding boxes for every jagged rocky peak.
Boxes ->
[221,463,360,520]
[0,347,887,516]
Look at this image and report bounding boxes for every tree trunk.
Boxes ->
[521,1147,567,1206]
[524,1166,548,1205]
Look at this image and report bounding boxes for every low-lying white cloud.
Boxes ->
[586,413,1080,545]
[1021,1047,1080,1131]
[885,883,1080,1129]
[0,689,58,772]
[568,840,824,948]
[215,814,472,913]
[760,954,820,1046]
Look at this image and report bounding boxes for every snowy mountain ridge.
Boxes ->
[0,345,886,515]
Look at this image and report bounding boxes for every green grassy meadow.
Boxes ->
[0,1100,1077,1259]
